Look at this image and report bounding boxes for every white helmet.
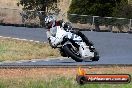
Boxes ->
[45,15,55,24]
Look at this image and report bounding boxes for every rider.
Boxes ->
[45,15,93,49]
[45,15,66,48]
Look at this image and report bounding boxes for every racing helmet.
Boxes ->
[45,15,56,28]
[45,15,55,24]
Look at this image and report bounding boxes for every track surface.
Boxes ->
[0,26,132,66]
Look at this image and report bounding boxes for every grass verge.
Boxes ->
[0,67,132,88]
[0,38,60,61]
[0,77,131,88]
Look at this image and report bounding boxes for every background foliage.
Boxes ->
[68,0,132,31]
[68,0,131,17]
[17,0,60,26]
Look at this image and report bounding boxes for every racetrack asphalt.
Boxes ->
[0,25,132,66]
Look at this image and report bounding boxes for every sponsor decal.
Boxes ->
[76,67,131,85]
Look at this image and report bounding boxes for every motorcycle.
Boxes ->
[46,15,99,62]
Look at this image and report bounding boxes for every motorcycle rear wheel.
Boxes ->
[91,49,99,61]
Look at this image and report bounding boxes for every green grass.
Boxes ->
[0,38,60,61]
[0,77,131,88]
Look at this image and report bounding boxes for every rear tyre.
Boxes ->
[91,50,99,61]
[63,45,83,62]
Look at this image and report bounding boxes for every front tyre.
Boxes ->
[59,48,67,57]
[63,45,83,62]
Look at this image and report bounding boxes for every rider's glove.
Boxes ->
[48,37,56,48]
[48,36,58,48]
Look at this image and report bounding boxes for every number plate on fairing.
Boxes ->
[71,34,82,42]
[79,46,94,58]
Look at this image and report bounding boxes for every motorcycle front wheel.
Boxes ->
[63,44,83,62]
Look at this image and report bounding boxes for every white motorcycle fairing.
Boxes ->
[48,26,68,46]
[65,32,94,58]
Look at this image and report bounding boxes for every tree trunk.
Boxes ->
[95,24,100,31]
[39,6,47,27]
